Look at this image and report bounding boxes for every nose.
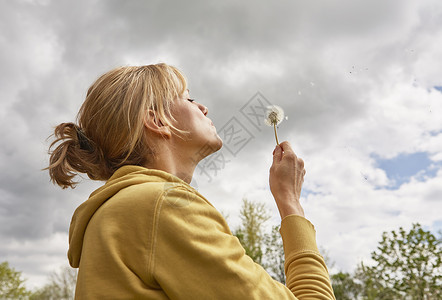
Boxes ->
[199,103,208,116]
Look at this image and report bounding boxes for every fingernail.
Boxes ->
[273,145,279,155]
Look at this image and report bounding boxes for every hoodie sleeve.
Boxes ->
[151,186,335,300]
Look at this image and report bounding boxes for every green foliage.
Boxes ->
[233,198,271,265]
[331,272,362,300]
[230,199,441,300]
[357,223,442,300]
[355,262,399,300]
[263,225,286,284]
[30,266,77,300]
[233,198,287,283]
[0,261,30,299]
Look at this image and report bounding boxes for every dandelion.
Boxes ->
[265,105,285,146]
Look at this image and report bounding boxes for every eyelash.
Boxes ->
[187,98,195,103]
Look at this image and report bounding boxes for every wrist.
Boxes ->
[277,201,305,219]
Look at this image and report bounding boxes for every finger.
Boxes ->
[278,141,291,150]
[298,158,305,169]
[272,145,282,164]
[279,141,296,156]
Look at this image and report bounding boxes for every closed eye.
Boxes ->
[187,98,195,103]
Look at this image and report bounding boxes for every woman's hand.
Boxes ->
[269,141,306,219]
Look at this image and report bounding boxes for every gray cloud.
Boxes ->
[1,0,442,289]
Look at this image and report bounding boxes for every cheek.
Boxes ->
[177,112,196,130]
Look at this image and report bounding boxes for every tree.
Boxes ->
[30,265,77,300]
[233,198,342,286]
[233,198,271,264]
[233,198,288,283]
[263,225,286,284]
[331,272,362,300]
[356,223,442,300]
[319,246,335,271]
[0,261,30,299]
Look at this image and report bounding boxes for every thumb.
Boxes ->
[272,145,282,164]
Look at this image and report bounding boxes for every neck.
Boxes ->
[145,142,197,184]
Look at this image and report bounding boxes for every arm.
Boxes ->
[152,184,334,299]
[280,215,336,299]
[270,141,336,299]
[153,186,296,299]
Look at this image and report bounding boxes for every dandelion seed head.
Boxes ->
[264,105,285,126]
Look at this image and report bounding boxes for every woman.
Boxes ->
[47,63,335,299]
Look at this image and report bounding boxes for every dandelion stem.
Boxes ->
[273,123,279,146]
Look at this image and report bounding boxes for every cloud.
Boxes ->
[1,0,442,289]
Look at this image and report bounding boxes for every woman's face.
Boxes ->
[170,89,223,160]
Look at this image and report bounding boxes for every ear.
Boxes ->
[143,110,172,138]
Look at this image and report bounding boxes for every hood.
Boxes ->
[67,165,193,268]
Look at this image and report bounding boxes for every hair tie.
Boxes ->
[75,126,93,151]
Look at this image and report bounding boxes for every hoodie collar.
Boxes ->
[68,165,195,267]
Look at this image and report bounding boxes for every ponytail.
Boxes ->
[45,123,108,189]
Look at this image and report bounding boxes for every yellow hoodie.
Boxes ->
[68,165,335,299]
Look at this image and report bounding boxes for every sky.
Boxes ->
[1,0,442,290]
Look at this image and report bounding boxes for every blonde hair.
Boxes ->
[46,63,188,189]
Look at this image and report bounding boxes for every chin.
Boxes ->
[201,135,222,158]
[212,134,223,152]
